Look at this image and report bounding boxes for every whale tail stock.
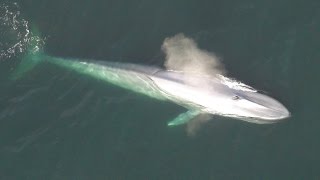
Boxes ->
[10,25,45,80]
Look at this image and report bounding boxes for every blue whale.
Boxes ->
[13,53,290,126]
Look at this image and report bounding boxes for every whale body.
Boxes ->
[13,54,290,126]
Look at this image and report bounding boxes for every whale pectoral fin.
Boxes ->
[167,110,201,126]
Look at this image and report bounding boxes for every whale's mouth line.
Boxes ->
[218,113,289,123]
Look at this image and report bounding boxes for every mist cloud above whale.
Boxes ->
[162,33,226,77]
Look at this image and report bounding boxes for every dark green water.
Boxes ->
[1,0,320,179]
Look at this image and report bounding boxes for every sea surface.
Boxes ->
[0,0,319,179]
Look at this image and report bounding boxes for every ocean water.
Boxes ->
[0,0,319,179]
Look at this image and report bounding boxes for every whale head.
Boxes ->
[222,90,291,123]
[205,75,291,123]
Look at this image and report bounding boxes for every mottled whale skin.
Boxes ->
[15,54,290,125]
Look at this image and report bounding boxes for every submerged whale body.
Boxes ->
[13,54,290,126]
